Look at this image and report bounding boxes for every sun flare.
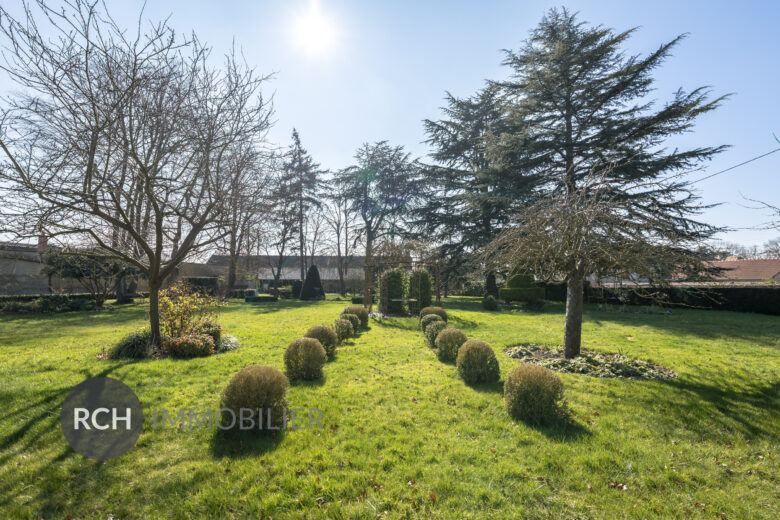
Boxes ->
[292,1,337,56]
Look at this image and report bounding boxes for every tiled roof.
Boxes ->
[710,258,780,281]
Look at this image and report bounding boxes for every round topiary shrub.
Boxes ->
[435,328,468,362]
[482,294,499,311]
[284,338,327,380]
[333,318,354,343]
[341,313,361,333]
[424,320,447,348]
[220,365,289,433]
[304,325,339,358]
[456,340,500,384]
[342,305,369,329]
[420,313,444,332]
[420,306,447,322]
[504,364,565,425]
[161,334,215,358]
[109,329,151,359]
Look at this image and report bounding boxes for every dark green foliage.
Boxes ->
[300,265,325,300]
[506,272,534,288]
[499,287,546,303]
[304,325,339,358]
[379,268,407,314]
[1,294,100,314]
[342,306,369,328]
[245,294,279,303]
[482,294,499,311]
[333,318,353,343]
[420,306,447,322]
[291,280,303,299]
[43,248,137,306]
[161,334,215,358]
[182,277,219,295]
[504,364,565,425]
[456,340,500,384]
[407,269,432,314]
[435,327,467,362]
[424,320,447,348]
[420,313,444,332]
[522,299,546,312]
[341,313,360,332]
[220,365,289,432]
[284,338,327,380]
[460,281,486,297]
[109,329,151,359]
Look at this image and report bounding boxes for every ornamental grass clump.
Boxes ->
[304,325,339,358]
[435,327,468,363]
[456,340,500,384]
[284,338,327,380]
[109,329,151,359]
[504,364,565,425]
[220,365,289,433]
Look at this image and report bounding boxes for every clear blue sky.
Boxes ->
[2,1,779,246]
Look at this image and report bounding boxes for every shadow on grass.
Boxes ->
[210,429,284,458]
[289,375,327,387]
[466,380,504,394]
[448,315,480,330]
[532,417,591,441]
[372,316,417,331]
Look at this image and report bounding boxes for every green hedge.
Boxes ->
[182,277,218,294]
[407,269,432,314]
[499,287,545,303]
[379,268,406,314]
[245,294,279,303]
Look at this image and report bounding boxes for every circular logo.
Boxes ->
[60,376,143,460]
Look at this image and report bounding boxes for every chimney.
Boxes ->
[37,235,48,252]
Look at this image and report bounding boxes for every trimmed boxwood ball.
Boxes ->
[435,327,468,362]
[420,313,444,332]
[420,306,447,322]
[424,320,447,348]
[284,338,327,380]
[220,365,289,433]
[109,329,151,359]
[304,324,339,358]
[342,305,369,329]
[341,313,360,333]
[456,340,500,384]
[333,318,354,343]
[504,364,565,425]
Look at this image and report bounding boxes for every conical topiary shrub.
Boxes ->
[300,264,325,300]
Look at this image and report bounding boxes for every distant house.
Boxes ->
[206,254,366,292]
[709,258,780,284]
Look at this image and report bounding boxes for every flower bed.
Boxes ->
[504,343,676,380]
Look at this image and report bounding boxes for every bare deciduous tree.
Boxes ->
[0,1,272,351]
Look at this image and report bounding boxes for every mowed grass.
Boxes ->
[0,297,778,519]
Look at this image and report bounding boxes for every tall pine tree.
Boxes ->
[486,8,727,357]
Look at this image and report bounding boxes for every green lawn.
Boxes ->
[0,297,778,519]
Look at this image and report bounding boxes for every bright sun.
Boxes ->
[292,1,337,56]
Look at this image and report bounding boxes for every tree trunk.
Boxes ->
[147,278,163,356]
[563,273,584,359]
[227,233,238,290]
[486,272,498,298]
[363,239,373,311]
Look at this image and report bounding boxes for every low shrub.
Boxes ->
[216,335,239,353]
[420,313,444,331]
[333,318,354,343]
[457,340,500,384]
[109,329,151,359]
[196,319,222,345]
[420,306,447,322]
[482,294,499,311]
[220,365,288,432]
[499,286,546,303]
[304,325,339,358]
[342,305,369,329]
[284,338,327,380]
[341,313,360,332]
[161,334,215,358]
[424,320,447,348]
[37,294,71,312]
[459,280,486,297]
[435,328,468,362]
[522,299,546,312]
[504,364,565,425]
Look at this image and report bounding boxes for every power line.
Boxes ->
[691,147,780,184]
